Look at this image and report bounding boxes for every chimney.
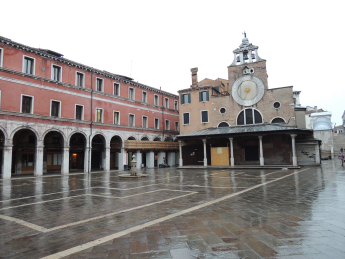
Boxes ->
[191,67,198,88]
[314,106,317,111]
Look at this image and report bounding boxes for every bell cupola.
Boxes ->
[229,32,264,67]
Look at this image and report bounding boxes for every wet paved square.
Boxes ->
[1,161,345,258]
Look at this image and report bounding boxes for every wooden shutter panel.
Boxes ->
[206,91,209,101]
[188,93,191,103]
[181,95,184,104]
[199,92,202,102]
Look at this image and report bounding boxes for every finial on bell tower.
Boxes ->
[243,31,246,38]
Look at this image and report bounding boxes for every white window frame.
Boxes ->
[75,104,84,120]
[175,121,179,131]
[154,118,159,129]
[236,108,264,125]
[270,117,286,124]
[113,82,121,96]
[200,91,208,102]
[201,110,209,123]
[129,87,135,100]
[174,100,178,110]
[22,55,36,75]
[0,47,3,67]
[75,71,85,88]
[96,77,104,92]
[164,97,169,108]
[20,94,34,114]
[50,99,61,117]
[113,111,120,125]
[51,64,62,82]
[154,94,159,106]
[95,108,103,123]
[129,113,135,126]
[142,116,148,128]
[165,119,170,130]
[142,91,147,103]
[183,112,190,125]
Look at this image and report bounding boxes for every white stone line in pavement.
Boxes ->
[45,192,197,233]
[89,189,193,199]
[98,175,181,185]
[95,183,163,190]
[163,184,248,189]
[40,168,310,259]
[0,195,87,211]
[0,214,49,232]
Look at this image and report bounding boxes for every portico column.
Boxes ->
[61,146,70,175]
[178,140,183,166]
[1,144,13,179]
[202,139,207,166]
[136,150,142,169]
[34,141,44,176]
[229,138,234,166]
[84,146,91,173]
[118,148,125,170]
[315,143,321,165]
[290,134,297,166]
[104,146,110,171]
[259,136,264,166]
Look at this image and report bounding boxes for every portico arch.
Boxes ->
[91,134,106,170]
[110,135,122,170]
[44,131,65,173]
[69,132,86,172]
[0,129,5,176]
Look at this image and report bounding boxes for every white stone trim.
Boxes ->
[0,76,179,117]
[164,97,169,108]
[51,64,62,82]
[175,121,179,131]
[165,119,170,130]
[129,113,135,127]
[271,116,286,123]
[142,91,147,103]
[129,87,135,100]
[113,82,120,96]
[232,75,265,106]
[50,99,61,117]
[174,100,178,110]
[0,47,3,67]
[74,104,84,120]
[75,71,85,88]
[95,107,104,123]
[154,94,159,106]
[113,111,120,125]
[22,55,36,75]
[154,117,159,129]
[183,112,190,125]
[20,94,34,114]
[142,116,148,128]
[236,108,264,125]
[217,121,230,127]
[201,110,209,124]
[95,77,104,92]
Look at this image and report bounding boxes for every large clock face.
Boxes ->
[232,75,265,106]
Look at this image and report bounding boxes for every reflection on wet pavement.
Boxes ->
[0,161,345,258]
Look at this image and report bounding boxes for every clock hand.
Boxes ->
[244,88,250,99]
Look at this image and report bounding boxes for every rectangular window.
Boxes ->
[23,56,35,75]
[183,113,190,125]
[174,100,178,110]
[175,121,179,131]
[142,92,147,103]
[96,78,103,92]
[154,118,159,129]
[21,95,33,114]
[52,65,62,81]
[129,114,135,126]
[165,98,169,108]
[199,91,209,102]
[201,110,209,123]
[96,108,103,122]
[129,88,134,100]
[114,111,120,125]
[51,100,61,117]
[75,105,83,120]
[143,116,148,128]
[181,93,191,104]
[76,72,84,87]
[165,120,170,130]
[0,48,3,67]
[114,83,120,96]
[154,95,159,105]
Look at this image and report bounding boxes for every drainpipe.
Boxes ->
[88,71,93,176]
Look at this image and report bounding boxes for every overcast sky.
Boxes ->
[1,0,344,125]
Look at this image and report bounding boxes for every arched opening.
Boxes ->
[140,137,149,166]
[153,137,161,166]
[153,137,161,141]
[141,137,149,141]
[91,134,105,170]
[128,136,136,140]
[110,136,122,170]
[237,108,263,125]
[218,122,230,128]
[44,131,64,173]
[69,133,86,172]
[271,117,286,124]
[164,137,173,142]
[12,129,37,175]
[126,136,136,167]
[0,130,4,176]
[245,138,259,162]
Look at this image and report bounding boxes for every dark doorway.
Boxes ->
[91,134,105,170]
[70,133,85,171]
[44,131,63,172]
[245,138,259,161]
[110,136,122,170]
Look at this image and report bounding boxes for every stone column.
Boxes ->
[157,151,166,165]
[315,143,321,165]
[229,138,234,166]
[259,136,264,166]
[178,140,183,166]
[290,134,297,166]
[61,146,70,175]
[146,151,155,168]
[118,148,125,170]
[167,152,175,166]
[35,141,44,176]
[136,150,142,169]
[104,146,110,171]
[84,146,91,173]
[239,52,244,64]
[1,144,13,179]
[202,139,207,166]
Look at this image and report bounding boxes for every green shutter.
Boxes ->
[181,95,184,104]
[199,92,202,102]
[206,91,209,101]
[188,93,191,103]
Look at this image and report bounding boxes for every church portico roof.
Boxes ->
[177,124,312,139]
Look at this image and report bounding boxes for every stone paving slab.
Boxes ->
[0,161,345,258]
